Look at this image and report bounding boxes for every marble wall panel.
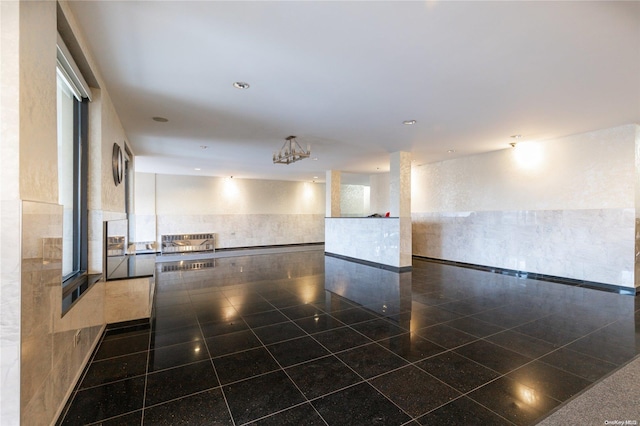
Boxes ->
[105,278,153,323]
[20,201,107,425]
[156,214,324,249]
[412,208,635,288]
[1,200,22,426]
[325,218,409,268]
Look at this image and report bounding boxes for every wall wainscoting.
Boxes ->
[155,214,325,249]
[412,208,635,288]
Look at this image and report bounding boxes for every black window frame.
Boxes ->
[62,96,88,286]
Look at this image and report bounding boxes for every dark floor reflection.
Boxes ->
[59,249,639,426]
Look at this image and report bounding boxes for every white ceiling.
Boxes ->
[68,1,640,184]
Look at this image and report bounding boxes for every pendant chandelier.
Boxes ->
[273,135,311,165]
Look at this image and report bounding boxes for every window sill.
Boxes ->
[62,272,102,316]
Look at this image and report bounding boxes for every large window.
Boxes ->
[56,34,90,284]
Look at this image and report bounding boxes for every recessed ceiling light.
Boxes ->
[152,116,168,122]
[511,134,522,139]
[313,176,318,179]
[447,149,455,153]
[233,82,250,89]
[194,168,201,171]
[403,120,416,125]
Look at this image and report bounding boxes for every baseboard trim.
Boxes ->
[413,256,638,296]
[325,252,412,273]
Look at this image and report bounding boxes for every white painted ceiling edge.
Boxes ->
[68,1,640,184]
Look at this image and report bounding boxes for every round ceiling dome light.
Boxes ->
[233,82,250,89]
[152,116,168,122]
[403,120,416,125]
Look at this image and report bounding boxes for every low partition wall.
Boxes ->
[412,208,635,288]
[325,217,411,270]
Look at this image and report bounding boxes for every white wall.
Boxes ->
[133,172,156,242]
[412,125,634,212]
[412,125,639,288]
[136,174,326,249]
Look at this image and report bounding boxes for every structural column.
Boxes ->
[326,170,341,218]
[390,151,412,268]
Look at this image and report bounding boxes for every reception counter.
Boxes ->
[324,217,412,271]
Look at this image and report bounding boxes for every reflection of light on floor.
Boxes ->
[224,306,237,321]
[300,284,317,304]
[517,384,539,407]
[194,346,201,353]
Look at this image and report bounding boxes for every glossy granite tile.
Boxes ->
[284,355,362,399]
[57,250,640,425]
[538,347,618,382]
[418,396,514,425]
[312,382,411,425]
[279,303,325,320]
[370,365,460,417]
[213,347,280,385]
[444,316,505,338]
[505,361,591,402]
[199,317,248,338]
[349,318,406,341]
[241,309,290,328]
[415,324,479,349]
[205,329,262,357]
[79,352,148,389]
[251,322,306,345]
[416,351,501,393]
[293,313,345,334]
[336,342,409,379]
[143,388,232,425]
[87,410,142,425]
[223,370,306,425]
[329,306,380,325]
[266,336,330,367]
[377,332,447,362]
[454,340,533,375]
[248,403,325,425]
[147,340,209,372]
[467,376,560,425]
[485,330,559,359]
[62,377,146,425]
[144,360,219,406]
[93,333,150,361]
[150,324,204,349]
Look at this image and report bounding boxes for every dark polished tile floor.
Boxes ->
[58,250,640,425]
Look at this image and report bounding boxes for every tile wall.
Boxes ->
[325,218,410,268]
[21,201,106,425]
[156,214,325,249]
[1,200,22,425]
[412,208,635,288]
